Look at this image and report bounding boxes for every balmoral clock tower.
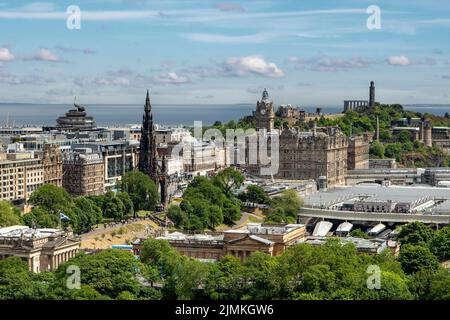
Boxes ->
[254,88,275,131]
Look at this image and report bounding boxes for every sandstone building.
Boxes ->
[132,223,306,261]
[62,149,104,196]
[347,134,371,170]
[0,152,43,203]
[276,126,348,187]
[0,226,80,273]
[253,88,275,131]
[42,144,63,187]
[249,89,350,188]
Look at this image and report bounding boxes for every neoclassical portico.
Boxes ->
[0,226,81,273]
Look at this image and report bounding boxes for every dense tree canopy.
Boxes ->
[0,201,22,227]
[398,222,433,246]
[266,189,303,223]
[23,185,103,233]
[28,184,71,214]
[239,185,271,205]
[119,171,159,211]
[1,235,450,300]
[428,226,450,261]
[169,168,244,230]
[398,245,439,274]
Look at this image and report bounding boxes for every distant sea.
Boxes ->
[0,103,449,127]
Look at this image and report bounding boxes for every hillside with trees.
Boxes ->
[316,104,450,167]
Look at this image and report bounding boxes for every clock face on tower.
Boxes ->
[260,108,266,115]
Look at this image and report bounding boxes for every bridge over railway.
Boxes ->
[299,207,450,225]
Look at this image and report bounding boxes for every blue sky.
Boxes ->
[0,0,449,106]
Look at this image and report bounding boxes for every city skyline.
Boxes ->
[0,0,450,105]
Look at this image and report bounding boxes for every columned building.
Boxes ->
[132,223,306,261]
[0,226,80,273]
[343,81,376,112]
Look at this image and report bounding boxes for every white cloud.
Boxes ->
[387,55,410,66]
[0,48,14,61]
[152,72,190,85]
[32,48,60,62]
[224,55,284,78]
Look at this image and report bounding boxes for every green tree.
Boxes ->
[350,228,367,239]
[213,167,244,197]
[23,206,59,229]
[428,226,450,261]
[167,205,188,228]
[178,175,242,230]
[370,141,385,159]
[72,197,102,233]
[399,244,439,274]
[398,222,433,246]
[268,189,303,222]
[0,201,21,227]
[52,250,143,299]
[397,130,412,143]
[204,255,246,300]
[28,184,71,214]
[239,185,270,204]
[117,192,134,218]
[0,257,51,300]
[120,171,159,211]
[117,291,136,300]
[376,271,412,300]
[102,192,126,221]
[409,268,450,300]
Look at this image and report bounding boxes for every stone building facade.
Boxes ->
[347,134,371,170]
[0,152,43,203]
[276,126,348,187]
[62,150,105,196]
[42,144,63,187]
[0,226,80,273]
[250,89,349,187]
[132,223,306,261]
[253,89,275,132]
[73,141,139,191]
